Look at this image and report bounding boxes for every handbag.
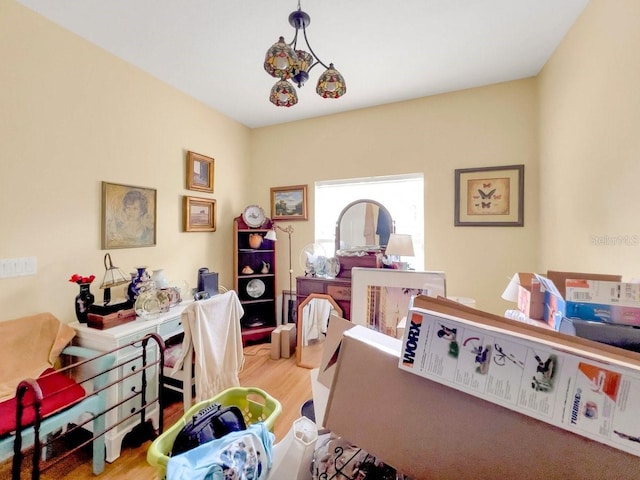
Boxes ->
[171,402,247,456]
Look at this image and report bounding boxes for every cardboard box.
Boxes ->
[547,271,622,299]
[565,279,640,306]
[270,325,282,360]
[566,301,640,326]
[279,324,296,358]
[501,272,544,320]
[324,312,640,479]
[317,314,355,389]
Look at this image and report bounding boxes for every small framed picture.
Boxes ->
[270,184,308,221]
[183,196,216,232]
[454,164,524,226]
[102,182,156,249]
[186,151,214,193]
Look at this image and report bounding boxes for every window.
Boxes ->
[315,173,424,270]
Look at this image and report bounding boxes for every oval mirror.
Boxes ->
[335,199,395,253]
[296,294,343,369]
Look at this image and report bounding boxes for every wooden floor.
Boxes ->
[3,344,313,480]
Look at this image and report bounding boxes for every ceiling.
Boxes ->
[16,0,590,129]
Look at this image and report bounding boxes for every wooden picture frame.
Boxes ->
[270,184,308,221]
[186,151,214,193]
[454,164,524,227]
[102,182,157,249]
[183,196,216,232]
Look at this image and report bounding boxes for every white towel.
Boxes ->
[172,291,245,402]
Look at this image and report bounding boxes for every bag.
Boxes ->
[171,402,246,456]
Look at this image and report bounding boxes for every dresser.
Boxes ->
[296,276,352,320]
[70,302,190,462]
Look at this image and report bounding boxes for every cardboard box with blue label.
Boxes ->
[565,279,640,326]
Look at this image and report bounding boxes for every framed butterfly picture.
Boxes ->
[454,165,524,226]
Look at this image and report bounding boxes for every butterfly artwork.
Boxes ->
[465,176,511,216]
[456,165,523,225]
[478,189,496,200]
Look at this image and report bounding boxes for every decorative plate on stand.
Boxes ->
[298,243,327,276]
[246,278,266,298]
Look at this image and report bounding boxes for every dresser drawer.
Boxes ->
[327,284,351,301]
[296,279,326,296]
[157,315,183,339]
[117,328,157,358]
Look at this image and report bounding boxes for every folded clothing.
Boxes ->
[0,368,86,437]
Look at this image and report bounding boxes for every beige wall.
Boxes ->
[538,0,640,278]
[0,0,251,320]
[251,80,540,315]
[2,0,634,322]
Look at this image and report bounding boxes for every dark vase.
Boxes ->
[127,266,149,301]
[75,283,95,323]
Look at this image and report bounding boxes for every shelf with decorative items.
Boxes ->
[233,209,277,345]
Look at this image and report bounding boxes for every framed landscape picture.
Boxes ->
[102,181,156,249]
[454,164,524,226]
[183,196,216,232]
[270,184,308,221]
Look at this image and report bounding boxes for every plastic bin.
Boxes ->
[147,386,282,479]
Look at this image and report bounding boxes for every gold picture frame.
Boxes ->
[186,151,214,193]
[183,196,216,232]
[270,184,308,221]
[102,182,157,249]
[454,164,524,226]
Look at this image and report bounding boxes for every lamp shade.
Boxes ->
[265,228,278,241]
[270,79,298,107]
[99,253,129,289]
[264,37,298,79]
[385,233,415,257]
[316,63,346,99]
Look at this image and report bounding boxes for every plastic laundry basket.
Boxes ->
[147,386,282,479]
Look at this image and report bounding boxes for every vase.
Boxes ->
[127,266,150,301]
[75,283,95,323]
[151,268,169,288]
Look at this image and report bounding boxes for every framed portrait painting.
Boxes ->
[102,182,157,249]
[454,164,524,226]
[183,196,216,232]
[270,184,308,221]
[186,151,214,193]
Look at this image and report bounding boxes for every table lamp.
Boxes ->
[385,233,415,270]
[99,253,130,305]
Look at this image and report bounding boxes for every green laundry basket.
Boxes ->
[147,386,282,479]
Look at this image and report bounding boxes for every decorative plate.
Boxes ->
[246,278,266,298]
[325,257,341,278]
[242,205,266,228]
[298,243,327,276]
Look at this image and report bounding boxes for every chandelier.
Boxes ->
[264,1,346,107]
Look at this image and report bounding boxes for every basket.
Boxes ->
[147,386,282,479]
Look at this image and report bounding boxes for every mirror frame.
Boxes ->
[334,199,395,253]
[296,293,344,369]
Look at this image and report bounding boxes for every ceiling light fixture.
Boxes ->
[264,0,346,107]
